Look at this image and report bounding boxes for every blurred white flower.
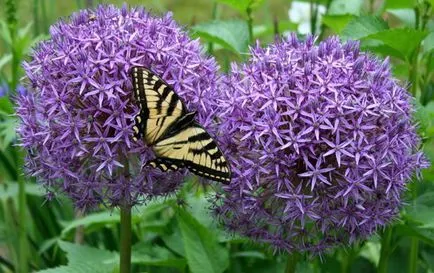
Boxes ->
[288,1,326,34]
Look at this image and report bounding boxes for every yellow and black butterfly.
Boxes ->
[131,66,231,184]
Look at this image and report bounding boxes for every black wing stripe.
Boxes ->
[188,132,210,142]
[166,91,180,116]
[186,162,230,184]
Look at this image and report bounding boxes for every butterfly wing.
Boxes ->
[149,123,231,184]
[131,66,231,184]
[132,67,187,144]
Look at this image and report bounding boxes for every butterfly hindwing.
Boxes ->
[132,67,186,144]
[152,124,231,184]
[132,66,231,184]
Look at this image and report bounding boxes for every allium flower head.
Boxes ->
[16,5,220,209]
[213,34,429,253]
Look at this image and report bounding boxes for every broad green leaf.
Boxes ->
[232,251,266,259]
[60,211,121,237]
[0,97,14,114]
[421,249,434,271]
[0,54,11,71]
[58,241,116,265]
[0,182,44,200]
[37,241,117,273]
[360,43,406,60]
[131,242,186,269]
[384,0,417,9]
[394,224,434,245]
[192,20,249,54]
[61,198,172,237]
[217,0,264,15]
[328,0,364,15]
[322,14,354,34]
[423,32,434,53]
[359,241,381,266]
[348,257,376,273]
[386,9,416,27]
[253,21,297,38]
[342,16,389,40]
[37,264,106,273]
[420,82,434,105]
[177,209,229,273]
[161,226,186,256]
[365,28,428,61]
[0,116,17,150]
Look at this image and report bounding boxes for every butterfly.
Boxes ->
[131,66,231,184]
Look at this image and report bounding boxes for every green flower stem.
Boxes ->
[378,227,393,273]
[120,203,132,273]
[409,238,419,273]
[18,175,27,273]
[284,252,300,273]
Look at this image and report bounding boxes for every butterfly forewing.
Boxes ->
[131,66,231,184]
[132,67,186,144]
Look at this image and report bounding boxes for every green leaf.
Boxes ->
[37,241,117,273]
[328,0,364,15]
[359,241,381,266]
[321,14,354,34]
[386,9,416,28]
[0,115,17,150]
[61,198,172,238]
[253,21,297,38]
[161,226,186,257]
[192,20,249,54]
[232,251,266,259]
[395,224,434,245]
[384,0,417,9]
[60,211,121,238]
[58,241,116,265]
[217,0,264,15]
[0,54,11,71]
[364,28,428,61]
[423,31,434,53]
[341,16,389,40]
[0,97,14,114]
[177,209,229,273]
[0,182,44,200]
[131,242,186,269]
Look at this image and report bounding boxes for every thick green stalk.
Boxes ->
[409,239,419,273]
[119,204,132,273]
[378,227,393,273]
[18,175,27,273]
[284,252,300,273]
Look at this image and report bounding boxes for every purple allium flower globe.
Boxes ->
[16,5,220,209]
[212,34,429,253]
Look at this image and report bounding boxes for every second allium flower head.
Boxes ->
[213,34,428,253]
[16,5,220,209]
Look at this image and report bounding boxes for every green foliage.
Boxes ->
[217,0,265,17]
[36,241,117,273]
[341,16,389,40]
[365,29,428,61]
[192,20,249,54]
[177,208,229,273]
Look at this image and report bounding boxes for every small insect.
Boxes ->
[88,14,97,22]
[131,66,231,184]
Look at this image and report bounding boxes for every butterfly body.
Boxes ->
[131,67,231,184]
